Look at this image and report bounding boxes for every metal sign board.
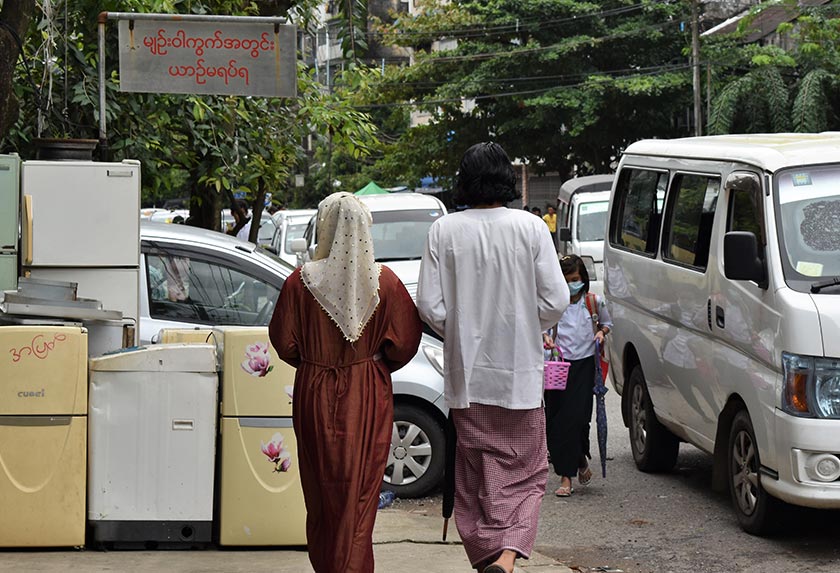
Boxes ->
[117,19,297,98]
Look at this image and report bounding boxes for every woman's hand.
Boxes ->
[594,329,606,345]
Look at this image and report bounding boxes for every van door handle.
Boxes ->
[706,299,712,330]
[716,306,725,329]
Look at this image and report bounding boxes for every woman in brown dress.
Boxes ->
[269,192,422,573]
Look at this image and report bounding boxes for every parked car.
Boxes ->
[268,209,317,267]
[604,133,840,534]
[138,221,446,497]
[296,192,447,286]
[557,174,614,296]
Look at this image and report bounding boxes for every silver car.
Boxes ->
[138,221,446,498]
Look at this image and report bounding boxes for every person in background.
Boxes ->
[543,205,558,251]
[531,206,542,217]
[269,192,422,573]
[417,142,569,573]
[542,254,612,497]
[228,199,252,241]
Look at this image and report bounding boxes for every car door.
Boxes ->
[139,241,281,343]
[659,170,722,449]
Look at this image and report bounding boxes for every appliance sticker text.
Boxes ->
[9,334,68,363]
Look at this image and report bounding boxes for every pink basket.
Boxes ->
[544,348,570,391]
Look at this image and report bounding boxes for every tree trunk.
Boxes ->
[0,0,36,142]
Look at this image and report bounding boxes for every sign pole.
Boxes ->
[98,12,108,161]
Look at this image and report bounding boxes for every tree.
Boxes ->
[2,0,379,235]
[0,0,35,140]
[367,0,695,182]
[708,1,840,135]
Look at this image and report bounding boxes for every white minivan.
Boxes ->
[557,174,614,296]
[604,133,840,534]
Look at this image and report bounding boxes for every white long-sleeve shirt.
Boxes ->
[551,294,613,361]
[417,207,569,409]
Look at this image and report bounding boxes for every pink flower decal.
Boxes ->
[285,385,294,403]
[241,342,274,377]
[260,432,292,473]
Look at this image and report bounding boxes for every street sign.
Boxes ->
[117,19,297,98]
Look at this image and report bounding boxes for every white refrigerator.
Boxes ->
[20,160,141,342]
[0,154,20,292]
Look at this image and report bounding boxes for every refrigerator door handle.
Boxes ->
[106,169,134,178]
[22,194,33,265]
[172,419,195,431]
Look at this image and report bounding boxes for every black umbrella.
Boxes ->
[593,340,609,478]
[442,411,457,541]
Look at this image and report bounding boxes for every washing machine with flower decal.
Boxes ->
[213,326,306,546]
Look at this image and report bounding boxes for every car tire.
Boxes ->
[728,409,781,535]
[383,403,445,499]
[627,365,679,472]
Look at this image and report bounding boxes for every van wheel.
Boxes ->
[728,410,781,535]
[382,404,445,499]
[628,365,679,472]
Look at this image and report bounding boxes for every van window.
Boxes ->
[577,200,609,242]
[663,174,721,270]
[610,168,667,255]
[727,175,766,252]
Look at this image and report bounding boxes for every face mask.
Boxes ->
[568,281,585,295]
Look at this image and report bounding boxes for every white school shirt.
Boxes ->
[417,207,570,410]
[551,294,613,361]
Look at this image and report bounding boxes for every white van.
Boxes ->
[604,133,840,534]
[557,174,614,295]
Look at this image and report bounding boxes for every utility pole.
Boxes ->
[691,0,703,136]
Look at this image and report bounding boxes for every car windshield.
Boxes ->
[370,209,443,261]
[577,200,609,242]
[776,165,840,290]
[284,223,309,254]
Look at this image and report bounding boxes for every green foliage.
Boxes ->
[710,1,840,135]
[367,0,694,179]
[3,0,378,226]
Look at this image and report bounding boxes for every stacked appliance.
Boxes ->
[87,343,219,546]
[0,154,20,292]
[20,159,141,344]
[214,326,306,545]
[0,324,88,547]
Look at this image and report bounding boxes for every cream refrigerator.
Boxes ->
[214,326,306,546]
[20,160,141,341]
[0,325,88,547]
[0,154,20,292]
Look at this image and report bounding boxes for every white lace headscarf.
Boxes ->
[301,192,381,342]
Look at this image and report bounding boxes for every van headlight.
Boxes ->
[782,352,840,418]
[422,344,445,377]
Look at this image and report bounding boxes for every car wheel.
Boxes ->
[383,403,445,499]
[628,365,679,472]
[728,409,780,535]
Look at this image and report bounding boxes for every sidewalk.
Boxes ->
[0,507,573,573]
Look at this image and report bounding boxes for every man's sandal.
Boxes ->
[578,463,593,486]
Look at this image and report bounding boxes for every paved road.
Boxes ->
[405,387,840,573]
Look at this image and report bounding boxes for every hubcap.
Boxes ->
[732,429,759,515]
[631,383,648,455]
[384,421,433,486]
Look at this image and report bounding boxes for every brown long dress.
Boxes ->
[268,265,422,573]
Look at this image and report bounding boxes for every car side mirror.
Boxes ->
[724,231,766,288]
[290,238,308,254]
[559,227,572,242]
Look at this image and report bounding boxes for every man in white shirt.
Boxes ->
[417,142,569,573]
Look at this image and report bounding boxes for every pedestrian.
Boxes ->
[531,206,542,217]
[228,199,252,241]
[417,142,569,573]
[543,205,558,251]
[268,192,423,573]
[542,254,612,497]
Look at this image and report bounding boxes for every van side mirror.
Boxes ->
[290,238,308,254]
[559,227,572,242]
[724,231,766,288]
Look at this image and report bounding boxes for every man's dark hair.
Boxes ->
[560,254,590,294]
[453,142,520,206]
